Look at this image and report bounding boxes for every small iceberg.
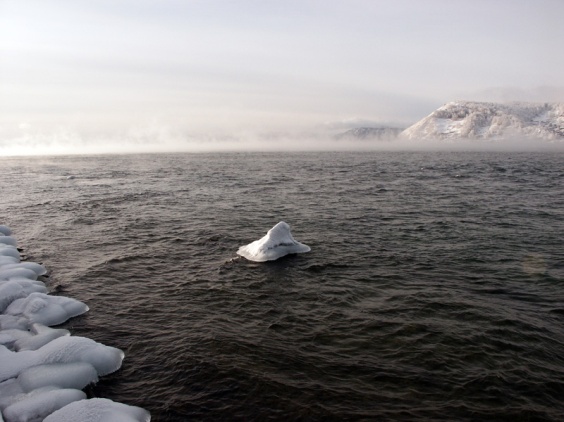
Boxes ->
[237,221,311,262]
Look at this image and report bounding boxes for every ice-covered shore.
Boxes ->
[0,225,150,422]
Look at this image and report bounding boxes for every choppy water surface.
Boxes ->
[1,151,563,421]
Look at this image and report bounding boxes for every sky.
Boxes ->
[1,0,563,154]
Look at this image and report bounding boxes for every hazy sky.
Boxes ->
[1,0,563,154]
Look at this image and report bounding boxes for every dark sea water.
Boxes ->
[1,151,564,421]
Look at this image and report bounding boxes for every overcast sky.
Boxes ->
[1,0,563,154]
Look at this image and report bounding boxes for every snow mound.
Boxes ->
[237,221,311,262]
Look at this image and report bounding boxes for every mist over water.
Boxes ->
[1,151,563,421]
[2,129,563,156]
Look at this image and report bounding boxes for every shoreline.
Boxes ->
[0,225,150,421]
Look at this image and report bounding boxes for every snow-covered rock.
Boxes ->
[4,292,89,327]
[401,101,564,141]
[2,387,86,422]
[14,324,70,352]
[0,225,151,421]
[43,398,151,422]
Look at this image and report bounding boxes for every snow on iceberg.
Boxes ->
[237,221,311,262]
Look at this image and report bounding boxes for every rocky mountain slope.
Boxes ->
[401,101,564,141]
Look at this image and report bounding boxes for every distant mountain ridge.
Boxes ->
[336,127,404,140]
[401,101,564,141]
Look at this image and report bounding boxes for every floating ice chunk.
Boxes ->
[3,387,86,422]
[0,336,124,382]
[44,398,151,422]
[0,225,12,236]
[0,262,47,276]
[14,324,70,352]
[237,221,311,262]
[5,292,89,326]
[0,280,48,313]
[0,236,17,247]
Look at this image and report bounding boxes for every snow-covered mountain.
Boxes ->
[401,101,564,141]
[336,127,403,140]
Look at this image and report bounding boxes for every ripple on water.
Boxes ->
[1,151,563,421]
